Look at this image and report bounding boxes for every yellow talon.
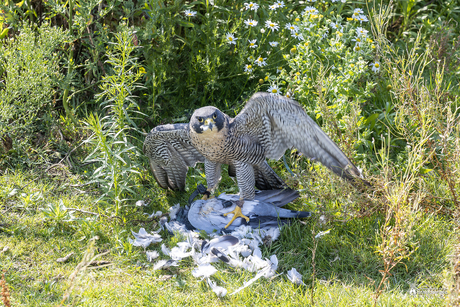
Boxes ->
[223,205,249,228]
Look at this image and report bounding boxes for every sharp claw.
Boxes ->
[223,204,250,228]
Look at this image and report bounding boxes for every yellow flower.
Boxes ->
[347,17,353,21]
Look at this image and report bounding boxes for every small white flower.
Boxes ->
[254,56,267,67]
[285,23,299,32]
[276,66,283,73]
[226,32,237,44]
[306,0,316,2]
[248,39,258,48]
[356,27,369,37]
[247,55,255,62]
[351,36,363,46]
[244,2,259,11]
[265,20,280,31]
[330,22,343,32]
[275,1,285,8]
[269,41,279,47]
[353,45,362,52]
[370,61,380,73]
[292,32,304,41]
[184,10,197,17]
[353,8,364,17]
[285,91,292,98]
[358,14,368,23]
[269,4,278,10]
[267,84,281,95]
[303,6,318,16]
[260,28,266,33]
[244,19,258,27]
[244,64,254,72]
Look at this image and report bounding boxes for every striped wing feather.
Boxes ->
[234,92,363,182]
[143,124,205,190]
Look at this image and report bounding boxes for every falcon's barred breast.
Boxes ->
[144,92,368,226]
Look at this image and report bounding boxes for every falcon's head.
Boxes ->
[190,106,228,134]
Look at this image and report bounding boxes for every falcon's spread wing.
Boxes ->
[232,92,365,183]
[144,124,205,190]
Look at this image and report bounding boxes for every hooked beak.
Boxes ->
[202,118,215,131]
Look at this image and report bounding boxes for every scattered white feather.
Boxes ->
[207,278,227,297]
[161,243,171,256]
[170,246,193,260]
[153,259,178,270]
[315,229,331,239]
[287,268,305,286]
[192,264,217,278]
[129,228,162,249]
[145,210,163,218]
[146,250,159,262]
[169,203,181,220]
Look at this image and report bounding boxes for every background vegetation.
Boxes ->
[0,0,459,305]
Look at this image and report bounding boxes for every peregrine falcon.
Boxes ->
[144,92,367,227]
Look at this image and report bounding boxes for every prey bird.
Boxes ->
[144,92,367,228]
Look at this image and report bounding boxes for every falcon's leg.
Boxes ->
[223,161,254,228]
[203,160,222,200]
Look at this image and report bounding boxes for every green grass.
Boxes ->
[0,169,456,306]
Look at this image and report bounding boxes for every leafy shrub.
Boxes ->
[83,29,145,216]
[0,24,69,166]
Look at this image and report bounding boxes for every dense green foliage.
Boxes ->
[0,0,459,305]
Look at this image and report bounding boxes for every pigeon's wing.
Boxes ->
[144,123,205,190]
[233,92,367,184]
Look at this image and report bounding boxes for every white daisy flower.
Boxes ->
[285,23,299,32]
[184,10,197,17]
[306,0,316,2]
[254,56,267,67]
[275,1,285,8]
[248,39,258,48]
[244,64,254,72]
[292,32,304,41]
[269,4,278,10]
[244,2,259,11]
[330,22,343,31]
[351,36,363,46]
[276,66,283,73]
[269,41,279,47]
[356,27,369,37]
[358,15,368,23]
[260,28,266,33]
[353,45,362,52]
[285,91,292,98]
[370,61,380,73]
[267,84,282,95]
[248,55,255,62]
[353,8,364,16]
[226,33,237,44]
[303,6,318,16]
[332,0,346,2]
[265,20,280,31]
[244,19,258,27]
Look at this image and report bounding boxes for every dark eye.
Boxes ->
[198,117,203,122]
[213,113,217,119]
